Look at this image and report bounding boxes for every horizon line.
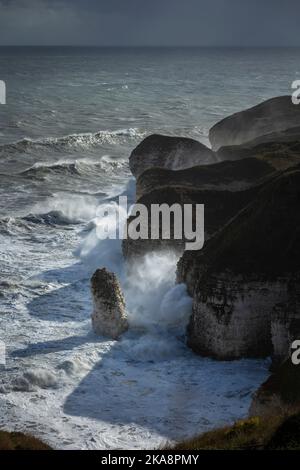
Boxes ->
[1,45,300,48]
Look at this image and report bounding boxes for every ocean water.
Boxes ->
[0,47,297,449]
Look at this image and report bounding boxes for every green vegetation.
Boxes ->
[0,430,51,450]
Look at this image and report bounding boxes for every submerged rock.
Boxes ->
[209,96,300,150]
[91,268,128,339]
[129,134,217,178]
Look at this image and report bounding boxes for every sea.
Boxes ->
[0,47,297,449]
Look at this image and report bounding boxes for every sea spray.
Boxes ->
[124,252,192,333]
[29,193,101,226]
[78,190,191,333]
[77,179,135,274]
[77,195,193,365]
[76,180,193,348]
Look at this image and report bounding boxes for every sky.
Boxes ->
[0,0,299,47]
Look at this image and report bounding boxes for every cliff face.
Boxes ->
[122,96,300,365]
[187,276,288,359]
[271,278,300,368]
[137,141,300,200]
[125,129,300,261]
[209,95,300,150]
[178,165,300,360]
[136,157,274,199]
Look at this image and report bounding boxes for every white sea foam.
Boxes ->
[76,180,192,337]
[9,369,58,392]
[124,252,192,333]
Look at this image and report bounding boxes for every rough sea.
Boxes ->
[0,47,297,449]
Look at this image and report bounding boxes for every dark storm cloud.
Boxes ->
[0,0,299,46]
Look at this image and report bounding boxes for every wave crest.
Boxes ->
[22,210,84,226]
[20,157,128,180]
[0,128,145,155]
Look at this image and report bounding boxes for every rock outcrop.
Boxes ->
[124,154,281,260]
[216,140,300,169]
[136,157,274,199]
[231,125,300,148]
[178,165,300,360]
[209,96,300,150]
[124,97,300,262]
[91,268,128,339]
[123,184,258,260]
[122,97,300,363]
[129,134,217,178]
[126,138,300,261]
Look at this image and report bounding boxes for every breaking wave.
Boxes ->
[20,157,128,180]
[22,211,84,227]
[0,128,145,156]
[0,211,82,233]
[23,192,103,226]
[0,216,32,235]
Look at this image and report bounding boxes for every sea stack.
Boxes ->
[91,268,128,339]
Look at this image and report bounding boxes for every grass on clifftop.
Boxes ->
[0,431,51,450]
[170,415,300,450]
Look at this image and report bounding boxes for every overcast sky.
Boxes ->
[0,0,299,46]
